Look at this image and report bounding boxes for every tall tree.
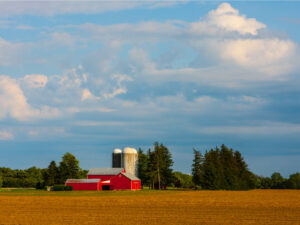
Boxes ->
[192,149,203,187]
[146,142,174,189]
[160,143,174,188]
[58,152,81,184]
[234,150,255,189]
[147,149,157,189]
[199,145,255,190]
[46,161,59,186]
[137,148,149,188]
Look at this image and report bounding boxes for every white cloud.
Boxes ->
[219,38,297,76]
[23,74,48,88]
[205,2,266,35]
[0,130,13,140]
[0,75,60,121]
[81,88,100,101]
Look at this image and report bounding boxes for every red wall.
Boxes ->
[66,182,101,191]
[87,175,115,180]
[109,173,141,190]
[131,180,141,190]
[110,173,132,190]
[87,169,125,181]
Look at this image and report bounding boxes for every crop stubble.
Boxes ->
[0,190,299,224]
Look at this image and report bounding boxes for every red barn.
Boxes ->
[65,179,101,191]
[87,168,125,180]
[87,168,141,190]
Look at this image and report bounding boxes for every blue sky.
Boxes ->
[0,1,300,177]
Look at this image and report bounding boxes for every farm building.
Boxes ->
[87,168,141,190]
[65,179,102,191]
[65,147,141,191]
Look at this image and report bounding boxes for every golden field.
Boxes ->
[0,189,299,225]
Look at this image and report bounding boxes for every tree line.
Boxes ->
[191,144,300,190]
[0,143,299,190]
[0,152,86,188]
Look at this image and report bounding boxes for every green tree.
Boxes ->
[234,150,255,190]
[46,161,59,186]
[271,172,285,189]
[0,176,2,188]
[146,142,174,189]
[192,149,203,187]
[174,171,194,188]
[220,145,238,190]
[287,173,300,189]
[159,143,174,188]
[58,152,81,184]
[199,145,255,190]
[147,149,157,189]
[137,148,149,188]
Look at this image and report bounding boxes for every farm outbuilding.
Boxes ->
[65,179,101,191]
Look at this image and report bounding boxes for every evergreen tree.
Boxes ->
[192,149,203,187]
[146,142,174,189]
[202,149,218,190]
[198,145,255,190]
[160,143,174,188]
[220,145,238,190]
[234,150,255,189]
[137,148,149,188]
[46,161,59,186]
[147,149,157,189]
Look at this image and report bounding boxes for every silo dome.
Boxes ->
[123,147,137,154]
[113,148,122,154]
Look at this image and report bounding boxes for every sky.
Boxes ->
[0,1,300,177]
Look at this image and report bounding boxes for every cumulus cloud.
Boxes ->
[202,2,266,35]
[219,39,297,76]
[74,3,298,84]
[0,76,60,121]
[23,74,48,88]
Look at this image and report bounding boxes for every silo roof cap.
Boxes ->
[113,148,122,154]
[123,147,137,154]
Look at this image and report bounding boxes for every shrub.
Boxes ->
[52,185,65,191]
[64,185,73,191]
[52,185,73,191]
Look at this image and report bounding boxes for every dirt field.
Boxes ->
[0,189,299,225]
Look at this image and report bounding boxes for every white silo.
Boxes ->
[123,147,138,176]
[112,148,123,168]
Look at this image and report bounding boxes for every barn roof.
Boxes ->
[65,179,100,183]
[88,168,124,175]
[121,172,140,181]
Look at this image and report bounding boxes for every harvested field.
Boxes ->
[0,190,299,224]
